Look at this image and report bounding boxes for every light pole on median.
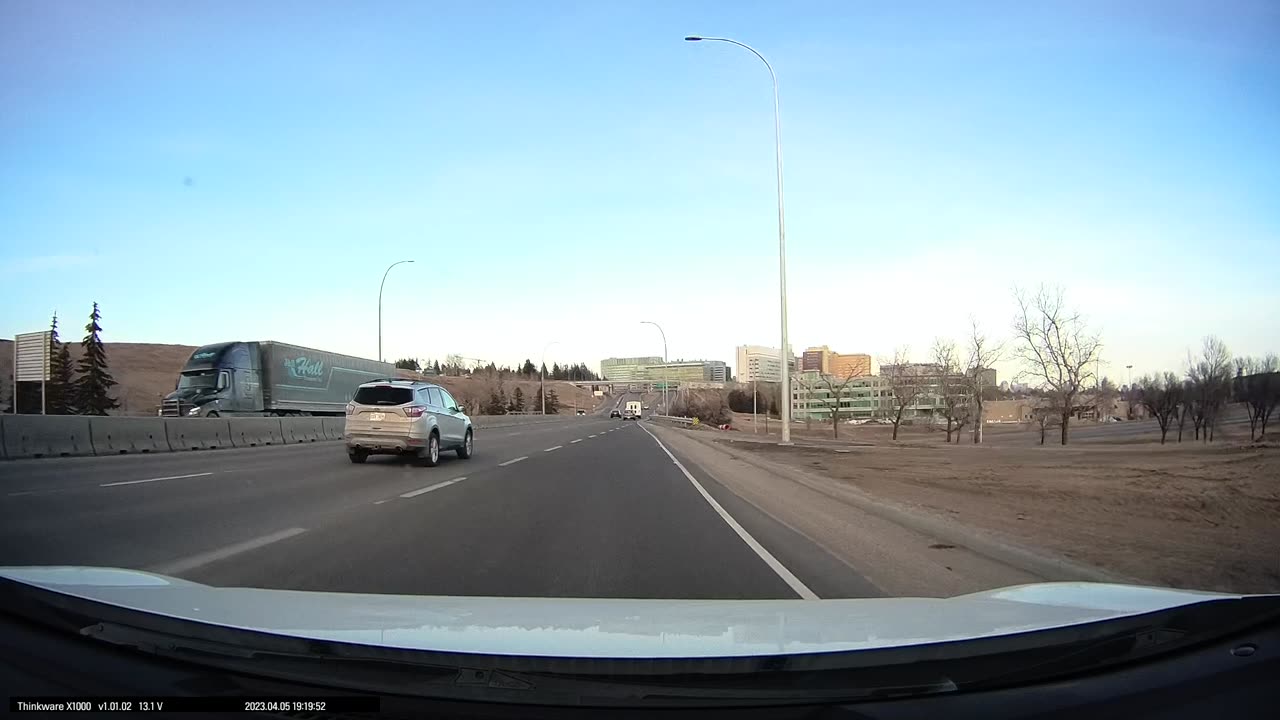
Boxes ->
[377,259,414,362]
[541,340,559,415]
[685,35,792,442]
[640,321,668,413]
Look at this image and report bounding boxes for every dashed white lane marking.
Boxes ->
[544,446,562,452]
[400,477,466,498]
[499,456,528,466]
[101,472,213,488]
[588,434,597,438]
[570,439,583,444]
[148,528,307,576]
[637,423,819,601]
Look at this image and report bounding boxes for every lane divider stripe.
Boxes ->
[101,472,213,488]
[400,477,466,498]
[148,528,307,576]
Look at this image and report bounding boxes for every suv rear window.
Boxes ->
[353,385,414,406]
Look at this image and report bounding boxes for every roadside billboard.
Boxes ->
[12,330,51,414]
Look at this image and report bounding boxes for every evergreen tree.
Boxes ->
[521,359,536,377]
[432,359,442,375]
[394,358,420,371]
[47,313,78,414]
[545,388,560,414]
[73,302,118,415]
[510,386,526,412]
[484,390,506,415]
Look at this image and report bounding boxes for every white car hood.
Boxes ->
[0,566,1243,659]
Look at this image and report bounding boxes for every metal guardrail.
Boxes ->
[650,414,696,426]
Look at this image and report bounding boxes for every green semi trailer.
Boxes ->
[161,341,395,417]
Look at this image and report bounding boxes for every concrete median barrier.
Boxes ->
[90,417,171,454]
[2,415,95,459]
[166,417,232,451]
[321,417,346,441]
[281,416,326,443]
[229,417,285,448]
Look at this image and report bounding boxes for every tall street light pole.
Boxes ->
[541,340,559,415]
[378,259,414,362]
[686,35,792,443]
[640,321,667,412]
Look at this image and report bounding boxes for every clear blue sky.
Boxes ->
[2,1,1277,380]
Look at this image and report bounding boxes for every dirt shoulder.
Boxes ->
[656,424,1280,595]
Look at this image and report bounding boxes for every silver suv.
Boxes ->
[344,379,473,466]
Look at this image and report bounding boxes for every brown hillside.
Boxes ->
[1,340,604,416]
[1,339,196,416]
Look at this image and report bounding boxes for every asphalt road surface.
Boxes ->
[0,417,877,599]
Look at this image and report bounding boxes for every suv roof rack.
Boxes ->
[361,378,416,385]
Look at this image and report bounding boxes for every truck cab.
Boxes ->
[161,342,262,417]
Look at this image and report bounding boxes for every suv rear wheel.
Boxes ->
[348,449,368,464]
[457,430,473,460]
[418,432,440,467]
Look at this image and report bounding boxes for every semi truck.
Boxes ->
[161,341,395,418]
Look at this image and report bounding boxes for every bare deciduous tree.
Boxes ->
[1031,403,1058,445]
[1136,372,1183,444]
[822,366,862,438]
[1235,354,1279,441]
[1011,287,1103,445]
[881,347,925,441]
[966,319,1003,444]
[931,338,967,443]
[1186,336,1233,443]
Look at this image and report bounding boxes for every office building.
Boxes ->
[801,346,833,374]
[804,346,871,378]
[831,353,872,378]
[644,359,728,384]
[972,367,998,389]
[600,356,662,382]
[736,345,784,383]
[791,371,945,422]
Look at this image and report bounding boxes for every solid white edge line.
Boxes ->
[101,472,213,488]
[570,439,583,443]
[148,528,307,576]
[498,456,528,466]
[544,446,562,452]
[400,477,466,498]
[637,423,820,600]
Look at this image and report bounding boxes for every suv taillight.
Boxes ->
[346,403,355,415]
[403,406,427,418]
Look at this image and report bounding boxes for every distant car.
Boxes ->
[610,408,622,418]
[576,409,586,415]
[344,379,473,467]
[622,410,637,421]
[643,405,649,411]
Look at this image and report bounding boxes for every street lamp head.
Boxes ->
[684,36,703,41]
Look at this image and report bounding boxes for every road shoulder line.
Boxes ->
[637,423,819,600]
